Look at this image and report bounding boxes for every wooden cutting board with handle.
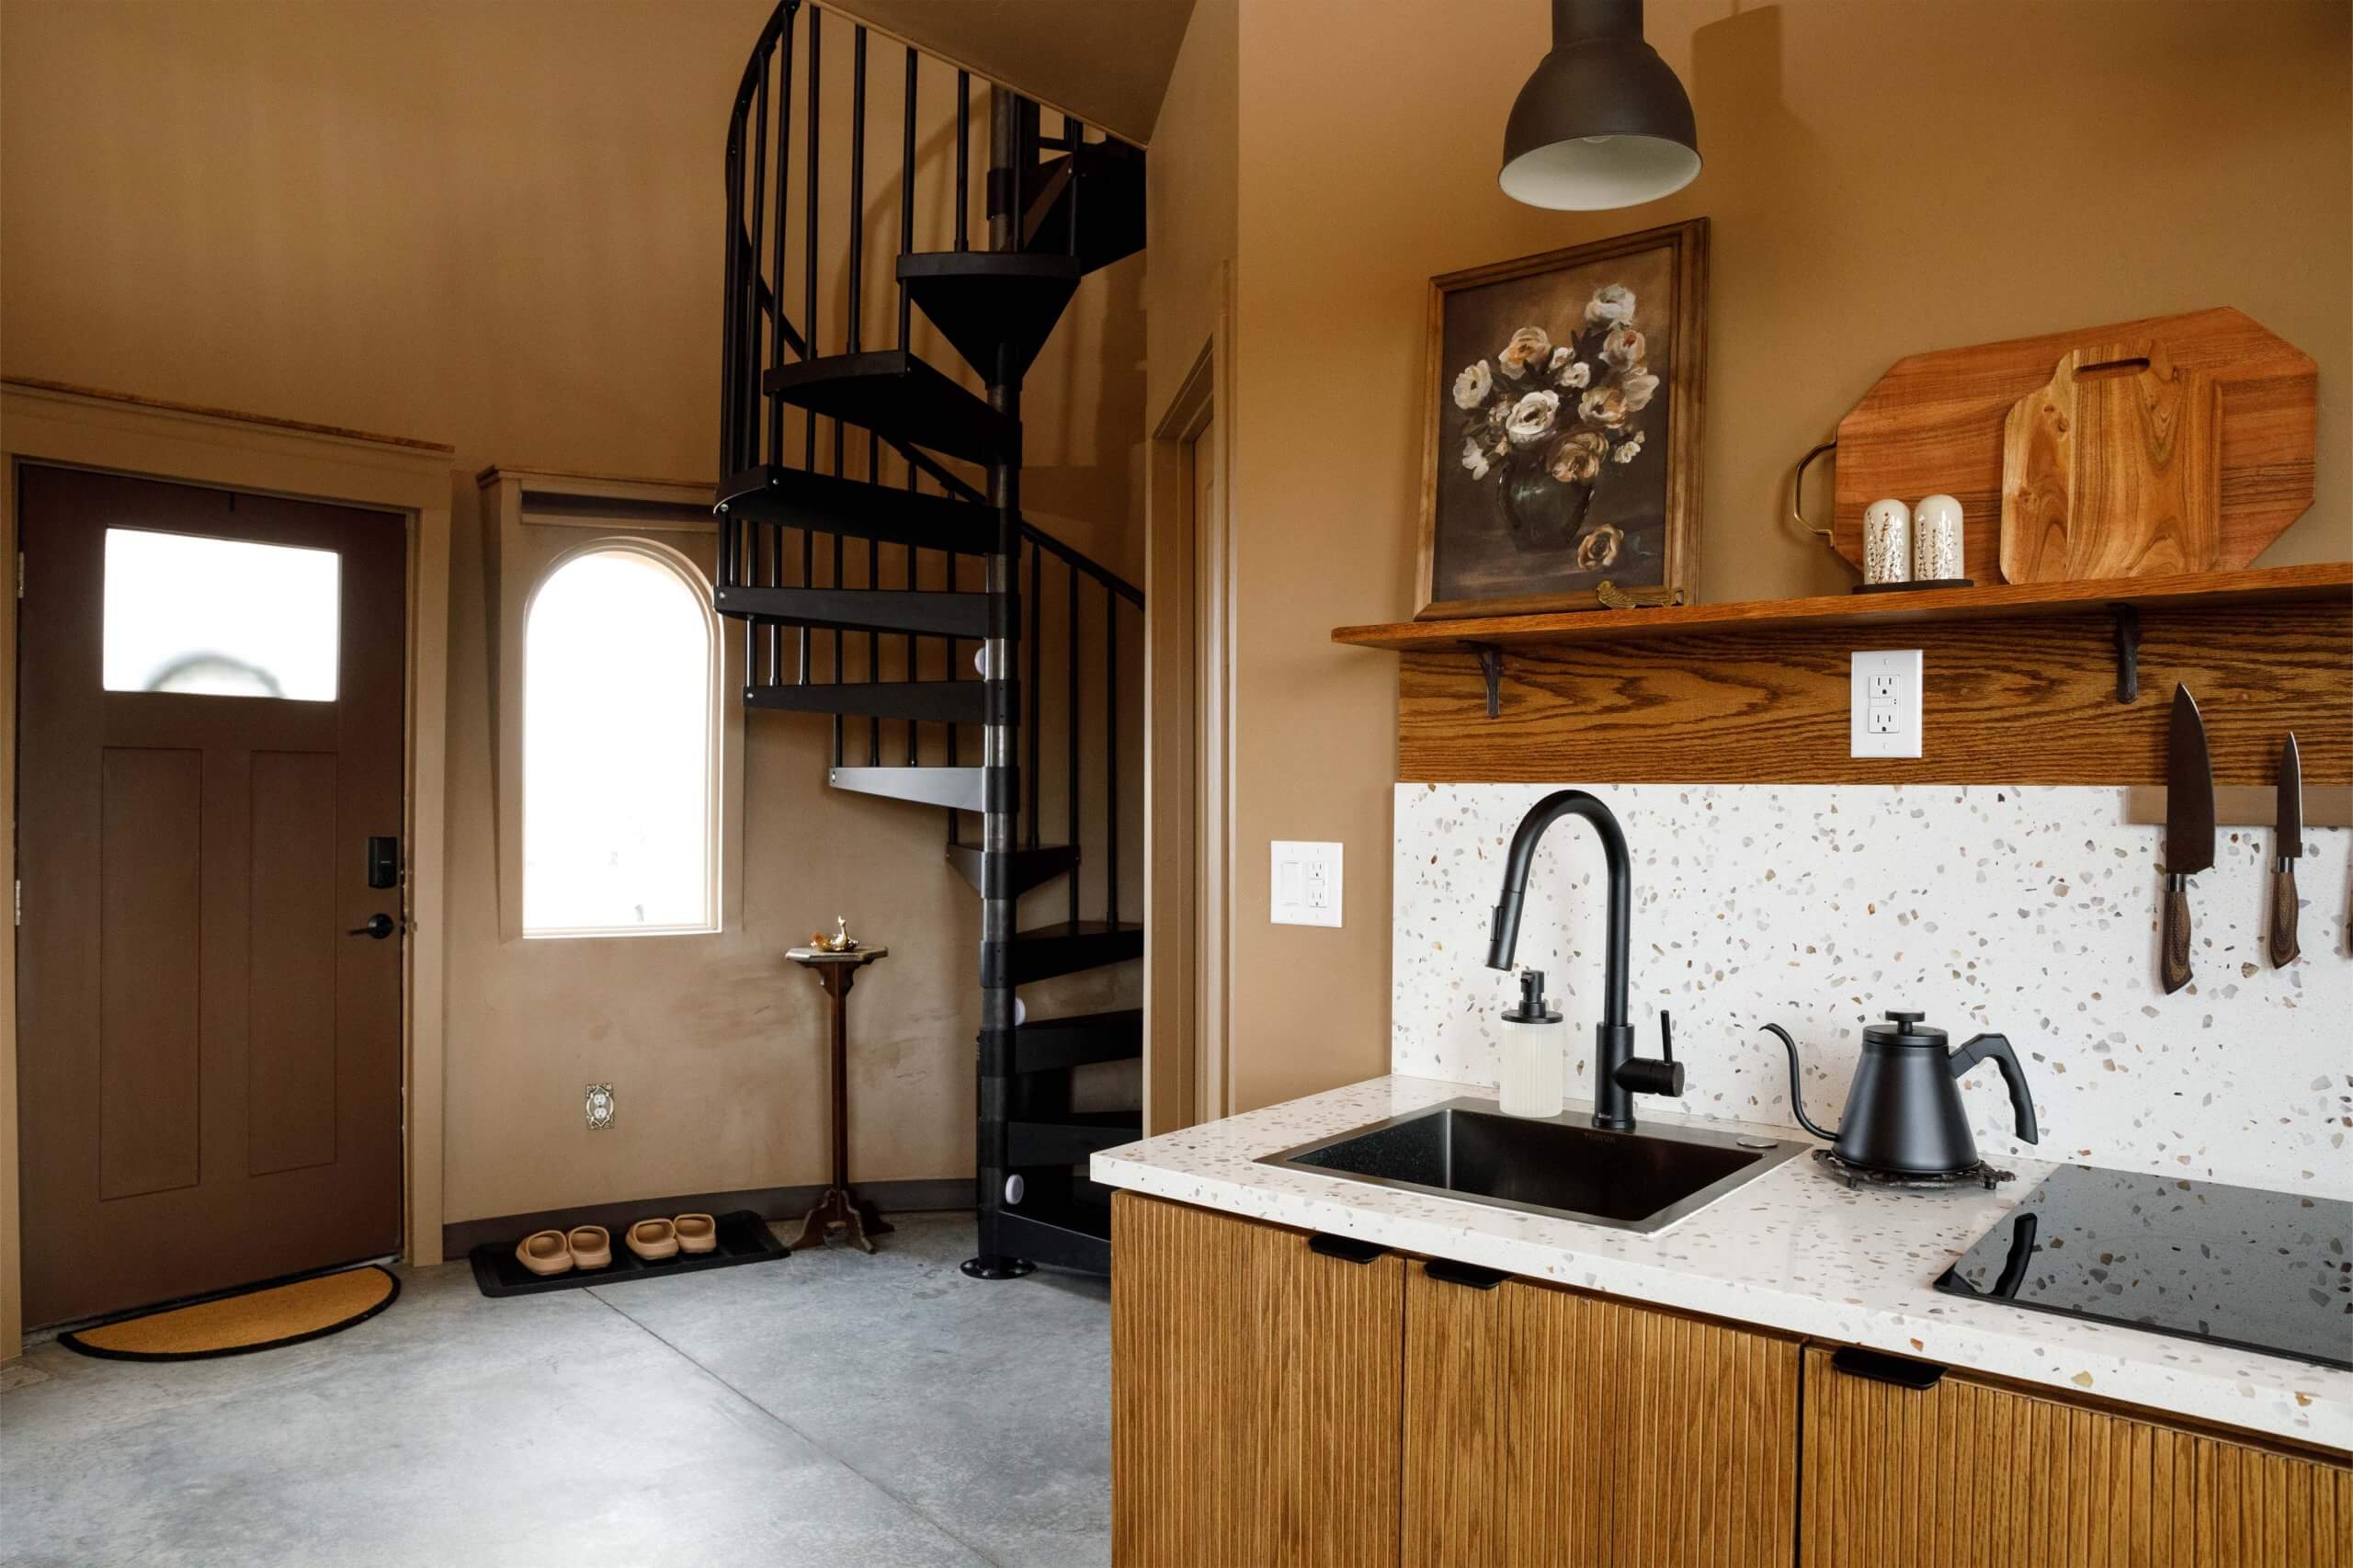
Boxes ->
[1831,307,2313,582]
[1999,340,2221,582]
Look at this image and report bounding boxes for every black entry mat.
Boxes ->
[468,1210,787,1299]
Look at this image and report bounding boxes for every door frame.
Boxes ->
[1142,266,1236,1134]
[0,378,456,1356]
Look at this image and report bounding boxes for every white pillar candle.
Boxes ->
[1914,494,1965,582]
[1863,499,1912,585]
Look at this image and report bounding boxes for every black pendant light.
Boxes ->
[1500,0,1700,210]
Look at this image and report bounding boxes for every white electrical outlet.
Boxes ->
[1269,841,1343,927]
[1850,651,1923,758]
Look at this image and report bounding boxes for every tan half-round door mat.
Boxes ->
[59,1266,399,1362]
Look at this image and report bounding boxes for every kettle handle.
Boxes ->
[1758,1024,1839,1143]
[1950,1033,2040,1146]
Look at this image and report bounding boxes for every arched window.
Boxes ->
[521,542,720,937]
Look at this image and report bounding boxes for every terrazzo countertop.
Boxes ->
[1093,1073,2351,1452]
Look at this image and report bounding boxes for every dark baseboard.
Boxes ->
[441,1177,974,1260]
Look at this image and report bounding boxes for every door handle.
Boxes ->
[347,913,401,940]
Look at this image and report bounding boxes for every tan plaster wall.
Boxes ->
[1223,0,2351,1112]
[1,0,1143,1221]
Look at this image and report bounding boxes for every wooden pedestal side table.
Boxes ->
[785,944,892,1254]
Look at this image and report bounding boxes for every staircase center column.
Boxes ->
[962,87,1033,1280]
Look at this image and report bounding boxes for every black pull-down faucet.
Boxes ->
[1484,790,1684,1131]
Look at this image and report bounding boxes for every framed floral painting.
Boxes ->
[1415,219,1707,619]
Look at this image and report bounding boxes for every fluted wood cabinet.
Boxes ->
[1110,1193,2350,1568]
[1401,1257,1799,1567]
[1802,1345,2353,1568]
[1111,1193,1795,1567]
[1109,1190,1404,1567]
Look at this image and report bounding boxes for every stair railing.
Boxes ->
[715,0,1128,800]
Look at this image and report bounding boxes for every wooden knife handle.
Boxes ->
[2161,878,2193,994]
[2268,864,2301,968]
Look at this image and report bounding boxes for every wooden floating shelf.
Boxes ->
[1330,562,2353,653]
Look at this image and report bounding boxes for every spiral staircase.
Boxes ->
[713,2,1147,1276]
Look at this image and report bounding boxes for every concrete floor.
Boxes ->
[0,1213,1111,1568]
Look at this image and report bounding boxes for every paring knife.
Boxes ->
[2269,733,2302,968]
[2162,684,2214,994]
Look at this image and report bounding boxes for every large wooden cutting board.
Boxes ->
[1832,307,2313,582]
[1999,341,2221,582]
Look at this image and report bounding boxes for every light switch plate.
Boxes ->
[1850,650,1923,759]
[1270,841,1343,927]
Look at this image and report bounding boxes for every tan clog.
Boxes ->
[673,1214,717,1255]
[626,1218,679,1262]
[516,1230,573,1277]
[567,1225,612,1269]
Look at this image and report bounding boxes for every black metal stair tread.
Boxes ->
[993,920,1144,986]
[762,349,1012,465]
[713,585,989,639]
[947,842,1077,897]
[898,252,1083,381]
[1008,1109,1142,1161]
[994,1195,1110,1276]
[1018,142,1146,275]
[717,464,994,556]
[748,680,987,724]
[829,765,987,813]
[1012,1007,1142,1074]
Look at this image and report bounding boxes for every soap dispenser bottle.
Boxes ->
[1497,970,1564,1119]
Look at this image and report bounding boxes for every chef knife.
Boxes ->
[2268,733,2302,968]
[2162,684,2214,994]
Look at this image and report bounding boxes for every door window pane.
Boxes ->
[522,546,718,937]
[103,528,340,700]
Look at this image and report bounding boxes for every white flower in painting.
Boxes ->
[1613,433,1644,464]
[1452,360,1494,411]
[1556,358,1591,389]
[1601,326,1646,369]
[1549,429,1609,484]
[1584,284,1636,327]
[1496,326,1551,381]
[1620,367,1661,413]
[1546,347,1573,375]
[1578,385,1630,428]
[1504,389,1561,446]
[1460,437,1492,480]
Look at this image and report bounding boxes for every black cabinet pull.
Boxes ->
[1307,1233,1389,1265]
[1829,1346,1947,1390]
[1423,1258,1508,1291]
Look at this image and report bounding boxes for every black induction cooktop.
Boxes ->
[1934,1165,2353,1371]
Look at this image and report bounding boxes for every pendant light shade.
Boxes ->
[1500,0,1700,210]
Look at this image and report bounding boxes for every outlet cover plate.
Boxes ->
[1850,650,1923,759]
[1270,840,1343,927]
[585,1083,616,1130]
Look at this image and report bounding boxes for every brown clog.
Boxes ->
[673,1214,717,1255]
[516,1230,573,1277]
[625,1218,678,1262]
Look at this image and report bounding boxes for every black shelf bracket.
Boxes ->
[2109,604,2141,703]
[1472,643,1504,719]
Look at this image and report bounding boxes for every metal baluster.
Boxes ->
[1066,116,1080,257]
[1026,541,1040,848]
[898,47,915,350]
[946,546,961,769]
[904,463,919,767]
[767,16,793,460]
[1105,585,1118,926]
[719,57,746,480]
[744,61,770,686]
[954,72,970,252]
[801,6,821,688]
[1066,563,1078,927]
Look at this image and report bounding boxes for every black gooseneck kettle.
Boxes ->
[1761,1010,2039,1176]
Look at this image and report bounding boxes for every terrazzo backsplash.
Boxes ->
[1392,783,2352,1199]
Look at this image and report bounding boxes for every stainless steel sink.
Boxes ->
[1257,1096,1810,1234]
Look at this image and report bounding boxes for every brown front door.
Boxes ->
[16,466,406,1327]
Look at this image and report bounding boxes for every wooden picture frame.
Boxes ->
[1415,218,1708,621]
